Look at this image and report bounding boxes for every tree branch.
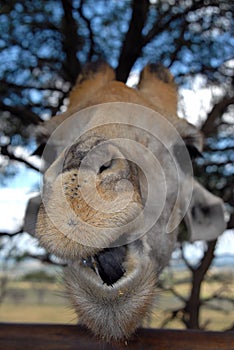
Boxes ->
[142,0,205,46]
[206,145,234,152]
[166,287,187,303]
[1,146,41,172]
[0,102,42,125]
[201,96,234,137]
[167,23,187,68]
[116,0,150,82]
[77,0,96,61]
[183,240,217,329]
[227,213,234,230]
[0,79,66,93]
[116,0,218,82]
[61,0,82,83]
[0,229,23,238]
[160,307,184,328]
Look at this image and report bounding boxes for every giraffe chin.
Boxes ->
[64,243,156,342]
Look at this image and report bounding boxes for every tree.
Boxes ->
[0,0,233,329]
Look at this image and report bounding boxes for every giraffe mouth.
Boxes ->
[81,245,127,286]
[65,242,156,342]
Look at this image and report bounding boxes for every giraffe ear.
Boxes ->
[24,195,41,236]
[138,63,177,116]
[34,60,115,144]
[68,60,115,109]
[183,180,226,242]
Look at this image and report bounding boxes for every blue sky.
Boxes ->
[4,166,40,189]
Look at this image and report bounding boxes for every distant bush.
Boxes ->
[206,271,233,283]
[22,270,56,283]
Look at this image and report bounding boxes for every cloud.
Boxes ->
[0,188,37,231]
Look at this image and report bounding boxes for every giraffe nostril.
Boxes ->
[82,246,127,286]
[94,246,127,286]
[98,159,113,174]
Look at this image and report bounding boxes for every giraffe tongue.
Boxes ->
[93,246,127,286]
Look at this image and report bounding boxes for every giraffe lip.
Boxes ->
[82,246,127,286]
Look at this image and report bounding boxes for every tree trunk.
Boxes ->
[184,240,216,329]
[116,0,149,82]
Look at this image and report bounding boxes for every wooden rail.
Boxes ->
[0,323,233,350]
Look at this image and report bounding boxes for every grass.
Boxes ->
[0,280,77,324]
[0,304,76,324]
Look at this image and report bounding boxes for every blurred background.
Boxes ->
[0,0,233,330]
